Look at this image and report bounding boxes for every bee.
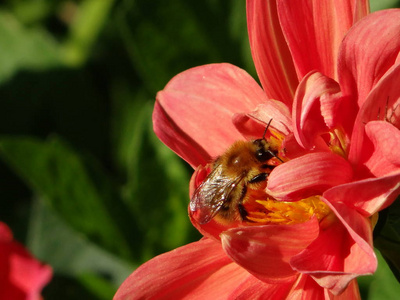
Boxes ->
[190,122,283,224]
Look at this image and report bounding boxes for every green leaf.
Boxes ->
[110,85,200,261]
[115,0,246,93]
[78,273,117,300]
[0,11,61,83]
[0,136,132,259]
[374,198,400,283]
[61,0,116,66]
[28,198,134,299]
[229,0,256,77]
[358,249,400,299]
[369,251,400,299]
[370,0,400,12]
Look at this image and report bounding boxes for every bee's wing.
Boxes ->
[190,164,244,224]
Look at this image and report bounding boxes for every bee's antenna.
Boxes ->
[262,119,284,163]
[262,119,273,140]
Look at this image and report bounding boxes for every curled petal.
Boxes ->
[291,205,375,295]
[221,218,319,283]
[332,279,361,300]
[154,63,267,168]
[232,113,270,141]
[288,274,325,299]
[293,72,341,150]
[289,274,360,300]
[323,172,400,216]
[349,65,400,167]
[277,0,369,81]
[339,9,400,107]
[267,152,353,201]
[233,100,293,139]
[281,133,311,160]
[247,0,298,107]
[363,121,400,177]
[114,238,292,300]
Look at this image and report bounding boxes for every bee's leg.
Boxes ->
[238,203,249,221]
[248,173,268,183]
[267,150,284,163]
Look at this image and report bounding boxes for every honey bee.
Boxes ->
[190,122,283,224]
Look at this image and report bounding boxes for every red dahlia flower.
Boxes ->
[0,222,52,300]
[115,1,400,299]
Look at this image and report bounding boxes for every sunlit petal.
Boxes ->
[291,205,375,295]
[323,172,400,216]
[277,0,369,81]
[154,63,268,168]
[114,238,294,300]
[292,71,341,150]
[233,100,293,139]
[339,9,400,108]
[349,65,400,167]
[221,219,319,283]
[247,0,298,107]
[267,152,353,201]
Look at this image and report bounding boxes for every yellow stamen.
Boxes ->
[328,127,348,158]
[245,196,330,225]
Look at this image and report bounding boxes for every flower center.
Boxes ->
[244,196,330,225]
[325,127,348,158]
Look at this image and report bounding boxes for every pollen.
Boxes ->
[322,128,347,158]
[245,196,330,225]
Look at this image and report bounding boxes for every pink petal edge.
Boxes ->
[338,9,400,108]
[291,205,375,295]
[114,238,293,300]
[292,71,341,150]
[277,0,369,81]
[246,0,298,108]
[154,63,267,168]
[349,64,400,168]
[267,152,353,201]
[221,218,319,283]
[323,171,400,216]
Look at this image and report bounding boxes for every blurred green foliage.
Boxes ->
[0,0,399,299]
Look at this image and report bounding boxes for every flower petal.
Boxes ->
[291,205,376,295]
[288,274,360,299]
[231,276,294,300]
[363,121,400,177]
[339,9,400,108]
[246,0,298,107]
[323,172,400,216]
[267,152,353,201]
[0,222,52,300]
[331,279,361,300]
[281,133,311,160]
[154,63,267,168]
[233,100,293,139]
[277,0,369,81]
[349,64,400,167]
[221,218,319,283]
[114,238,292,300]
[292,71,341,150]
[287,274,325,300]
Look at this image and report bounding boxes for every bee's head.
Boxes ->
[252,119,283,163]
[252,139,273,162]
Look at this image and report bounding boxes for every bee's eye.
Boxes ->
[255,149,272,162]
